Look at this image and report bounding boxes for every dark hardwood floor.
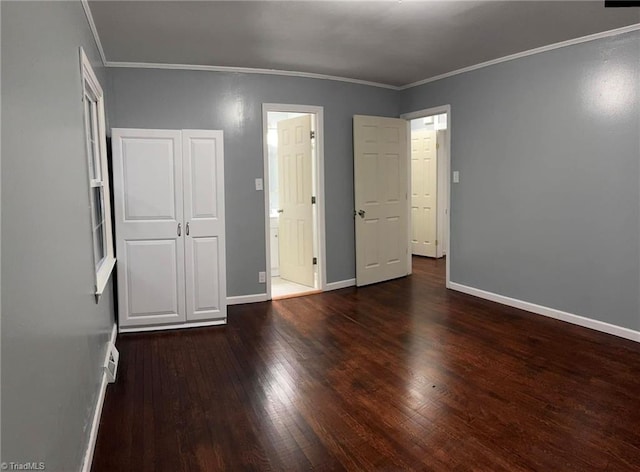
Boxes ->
[92,257,640,471]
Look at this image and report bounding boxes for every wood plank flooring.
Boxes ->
[92,257,640,471]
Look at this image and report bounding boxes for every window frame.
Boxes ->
[80,48,115,298]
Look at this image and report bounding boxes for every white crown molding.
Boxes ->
[88,5,637,93]
[81,0,107,66]
[449,282,640,343]
[105,61,400,90]
[399,23,640,90]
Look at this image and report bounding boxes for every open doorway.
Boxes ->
[263,104,326,300]
[402,106,451,280]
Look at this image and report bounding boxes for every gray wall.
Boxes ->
[108,69,399,295]
[401,31,640,331]
[2,2,115,470]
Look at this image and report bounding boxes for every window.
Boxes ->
[80,48,115,298]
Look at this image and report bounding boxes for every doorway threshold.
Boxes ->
[272,290,322,301]
[272,276,320,300]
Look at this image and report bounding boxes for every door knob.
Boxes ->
[186,222,190,236]
[177,223,182,236]
[358,210,366,218]
[277,209,284,213]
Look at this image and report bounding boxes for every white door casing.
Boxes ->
[277,115,314,287]
[436,129,448,258]
[354,115,409,286]
[182,130,226,321]
[411,129,437,257]
[400,105,451,282]
[113,129,185,326]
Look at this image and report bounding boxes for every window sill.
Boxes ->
[95,256,116,302]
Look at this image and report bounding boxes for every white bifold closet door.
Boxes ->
[112,129,226,329]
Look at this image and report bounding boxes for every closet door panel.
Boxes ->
[183,130,227,321]
[121,138,177,221]
[113,129,186,327]
[124,239,182,319]
[190,237,221,314]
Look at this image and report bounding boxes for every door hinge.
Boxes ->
[313,257,318,265]
[311,196,316,204]
[435,240,438,246]
[310,131,315,139]
[436,143,440,150]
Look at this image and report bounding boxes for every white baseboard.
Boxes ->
[227,293,268,305]
[448,282,640,343]
[119,318,227,333]
[81,323,117,472]
[325,278,356,291]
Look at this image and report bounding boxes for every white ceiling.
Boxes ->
[88,1,640,87]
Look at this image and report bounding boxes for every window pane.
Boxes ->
[84,97,97,180]
[90,103,101,180]
[91,187,107,269]
[94,223,105,268]
[92,187,104,229]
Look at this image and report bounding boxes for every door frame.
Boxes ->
[401,105,452,288]
[262,103,326,299]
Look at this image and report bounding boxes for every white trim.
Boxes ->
[80,48,116,298]
[227,293,269,305]
[262,104,327,300]
[119,319,227,334]
[404,118,412,276]
[94,258,116,297]
[80,0,107,66]
[100,25,639,91]
[401,105,452,286]
[325,279,356,291]
[449,282,640,343]
[435,128,448,258]
[106,61,398,90]
[0,0,2,456]
[81,323,117,472]
[402,105,450,122]
[400,23,640,90]
[262,107,272,300]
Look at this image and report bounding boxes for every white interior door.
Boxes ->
[182,130,227,321]
[354,115,409,286]
[411,129,437,257]
[113,129,185,327]
[277,115,314,287]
